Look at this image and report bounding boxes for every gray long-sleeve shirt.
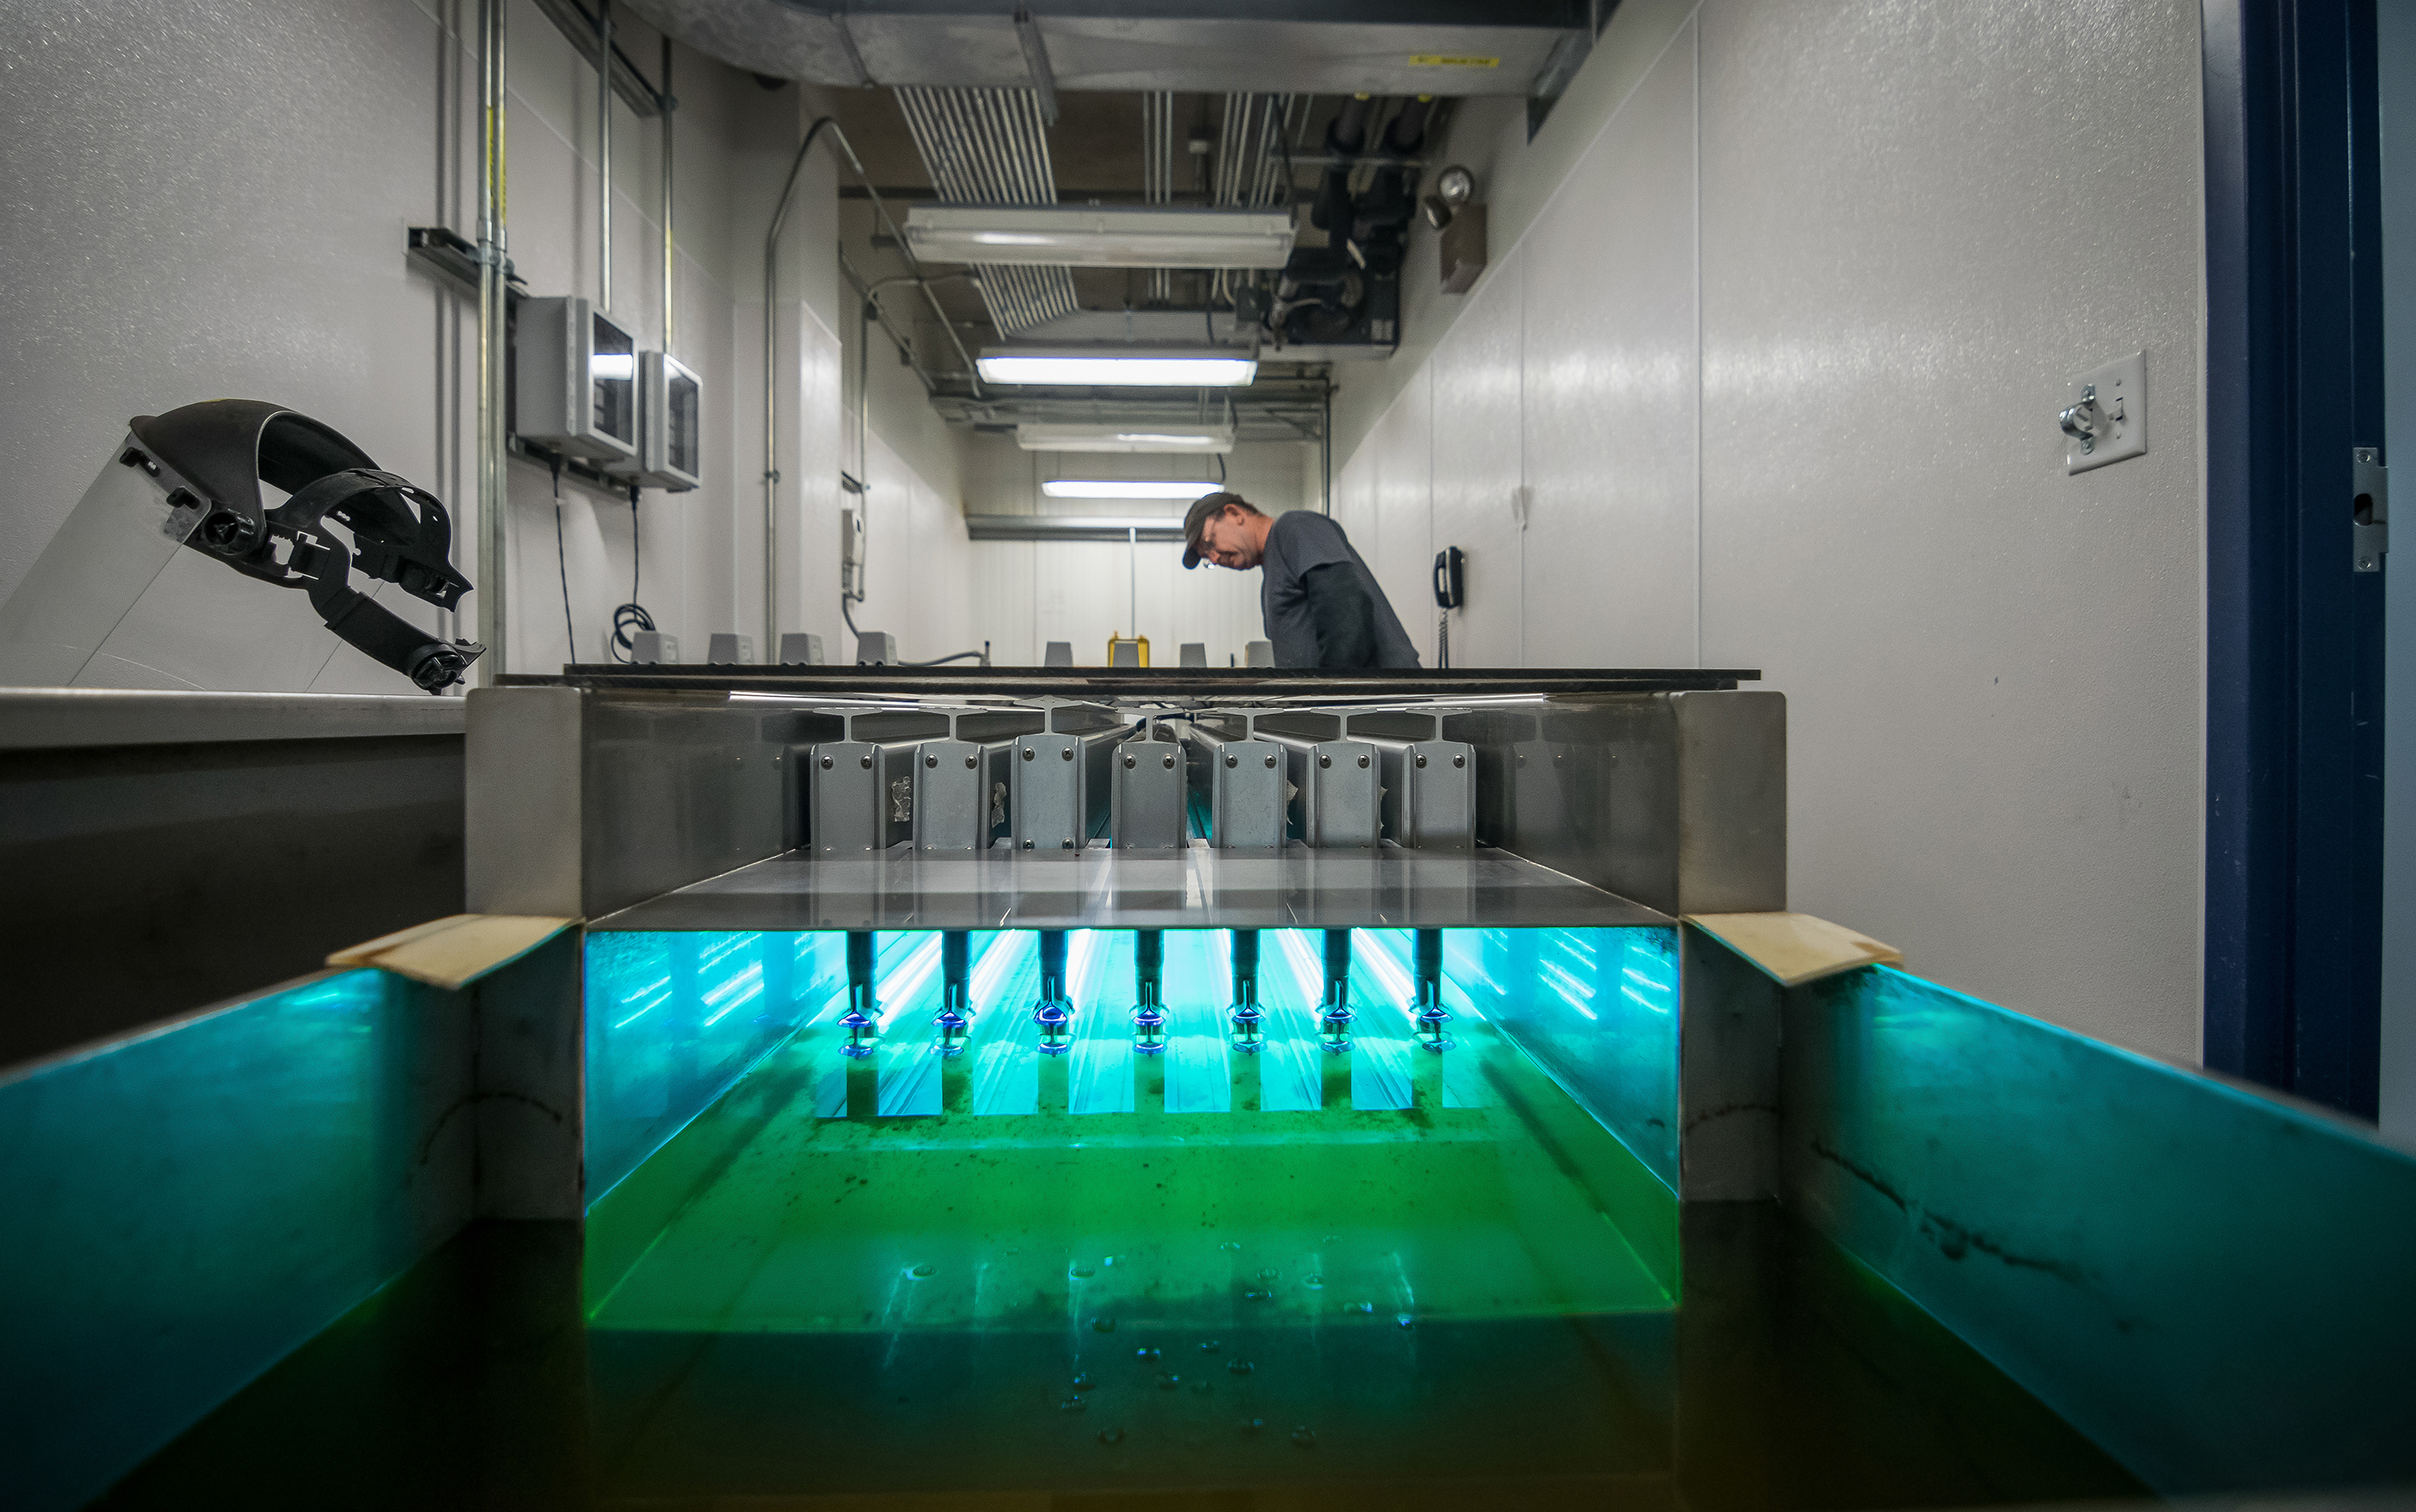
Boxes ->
[1259,511,1421,669]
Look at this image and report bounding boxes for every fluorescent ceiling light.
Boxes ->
[977,347,1257,387]
[906,205,1296,269]
[1042,480,1222,500]
[1016,423,1236,453]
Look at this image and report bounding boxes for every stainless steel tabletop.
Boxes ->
[588,845,1672,932]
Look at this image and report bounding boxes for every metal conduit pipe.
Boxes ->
[598,0,612,316]
[660,37,673,352]
[475,0,509,679]
[762,115,983,648]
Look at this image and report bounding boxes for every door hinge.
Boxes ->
[2354,447,2389,573]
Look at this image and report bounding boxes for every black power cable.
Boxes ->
[610,486,656,662]
[839,593,987,667]
[549,454,577,662]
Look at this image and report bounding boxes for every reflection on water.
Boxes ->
[98,1018,2141,1510]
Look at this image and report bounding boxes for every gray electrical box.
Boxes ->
[1206,737,1285,848]
[1367,736,1476,850]
[777,632,824,665]
[1011,733,1085,851]
[515,296,637,463]
[604,351,701,491]
[807,742,879,856]
[856,631,898,665]
[630,630,680,663]
[912,739,984,853]
[1110,737,1186,849]
[707,633,755,664]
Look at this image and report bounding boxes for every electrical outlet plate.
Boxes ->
[2066,351,2148,474]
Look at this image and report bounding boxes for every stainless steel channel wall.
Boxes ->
[467,686,1785,919]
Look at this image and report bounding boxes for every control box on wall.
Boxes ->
[515,295,637,464]
[605,352,701,492]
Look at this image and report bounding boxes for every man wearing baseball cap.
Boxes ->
[1182,491,1420,669]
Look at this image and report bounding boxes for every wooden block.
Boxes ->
[329,912,578,989]
[1682,911,1903,989]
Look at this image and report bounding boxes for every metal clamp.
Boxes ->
[2355,447,2390,573]
[2059,385,2108,455]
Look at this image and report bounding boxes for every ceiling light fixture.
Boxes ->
[1015,423,1237,453]
[1040,480,1223,500]
[906,204,1296,268]
[977,347,1257,388]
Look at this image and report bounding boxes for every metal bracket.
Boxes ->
[2354,447,2389,573]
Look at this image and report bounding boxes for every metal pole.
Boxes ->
[598,0,612,316]
[660,37,673,352]
[764,119,992,641]
[1128,525,1137,637]
[476,0,509,680]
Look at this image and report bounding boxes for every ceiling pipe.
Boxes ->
[1011,6,1058,126]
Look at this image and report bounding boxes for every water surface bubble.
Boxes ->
[1135,1346,1161,1360]
[1154,1373,1181,1390]
[1396,1312,1415,1328]
[1303,1274,1324,1290]
[1243,1418,1266,1434]
[1060,1397,1086,1413]
[1350,1301,1375,1315]
[1256,1268,1280,1282]
[1227,1358,1254,1375]
[1091,1316,1116,1333]
[1098,1427,1126,1447]
[1191,1378,1214,1394]
[1198,1340,1221,1352]
[1070,1373,1091,1391]
[1291,1426,1318,1448]
[908,1262,936,1279]
[1243,1290,1269,1303]
[1218,1240,1242,1251]
[1069,1263,1097,1279]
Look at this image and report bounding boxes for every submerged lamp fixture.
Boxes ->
[905,205,1295,269]
[1040,480,1223,500]
[976,347,1257,388]
[1016,423,1237,454]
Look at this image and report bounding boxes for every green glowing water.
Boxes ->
[99,1024,2141,1510]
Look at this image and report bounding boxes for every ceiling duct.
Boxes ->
[619,0,1587,96]
[894,87,1079,337]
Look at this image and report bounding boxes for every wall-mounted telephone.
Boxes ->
[841,507,866,601]
[1433,546,1465,609]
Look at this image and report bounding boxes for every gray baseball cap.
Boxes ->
[1181,491,1250,568]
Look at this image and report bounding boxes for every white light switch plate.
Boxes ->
[2066,351,2147,473]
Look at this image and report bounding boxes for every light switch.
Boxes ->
[2061,351,2147,474]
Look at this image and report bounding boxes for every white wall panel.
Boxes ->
[1324,0,2205,1060]
[1368,368,1435,663]
[1697,0,2204,1058]
[1519,16,1699,668]
[0,0,807,687]
[1429,248,1526,666]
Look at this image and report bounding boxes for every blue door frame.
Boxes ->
[2203,0,2387,1117]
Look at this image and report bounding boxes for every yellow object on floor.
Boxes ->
[1682,911,1902,988]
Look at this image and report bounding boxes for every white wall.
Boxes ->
[0,0,912,686]
[962,432,1305,666]
[1331,0,2208,1062]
